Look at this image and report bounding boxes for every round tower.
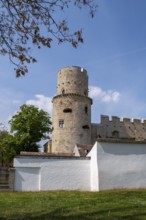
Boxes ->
[52,66,92,154]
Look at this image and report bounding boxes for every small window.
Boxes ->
[112,130,119,138]
[62,89,65,94]
[84,90,87,96]
[85,106,88,114]
[59,120,64,128]
[82,125,89,129]
[97,135,101,138]
[63,108,72,113]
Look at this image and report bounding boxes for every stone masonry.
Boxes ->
[51,66,92,154]
[95,115,146,141]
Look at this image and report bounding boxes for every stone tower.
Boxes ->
[52,66,92,154]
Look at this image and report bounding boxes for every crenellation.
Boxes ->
[132,118,141,124]
[112,116,120,124]
[123,117,131,123]
[142,119,146,124]
[96,115,146,141]
[101,115,109,124]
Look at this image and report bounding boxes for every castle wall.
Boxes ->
[14,140,146,192]
[88,141,146,191]
[96,115,146,141]
[14,156,91,191]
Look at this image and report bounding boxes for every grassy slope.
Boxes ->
[0,190,146,220]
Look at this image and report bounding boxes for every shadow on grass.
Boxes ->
[1,206,146,220]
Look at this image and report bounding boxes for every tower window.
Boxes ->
[112,130,119,138]
[85,106,88,114]
[62,89,65,94]
[84,90,87,96]
[59,120,64,128]
[82,125,89,129]
[63,108,72,113]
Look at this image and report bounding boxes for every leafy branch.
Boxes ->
[0,0,97,77]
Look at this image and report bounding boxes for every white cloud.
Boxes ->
[89,86,120,103]
[26,94,53,115]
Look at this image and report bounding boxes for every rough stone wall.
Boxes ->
[57,66,88,96]
[95,115,146,141]
[52,94,92,153]
[91,123,98,144]
[52,66,92,154]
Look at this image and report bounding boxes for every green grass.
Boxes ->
[0,190,146,219]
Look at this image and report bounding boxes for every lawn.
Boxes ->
[0,190,146,220]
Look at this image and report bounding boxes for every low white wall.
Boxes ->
[89,141,146,191]
[14,141,146,191]
[14,156,90,191]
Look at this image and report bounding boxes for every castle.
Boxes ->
[13,66,146,192]
[46,66,146,155]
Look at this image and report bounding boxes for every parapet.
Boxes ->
[98,115,146,141]
[57,66,89,96]
[132,118,141,124]
[112,116,120,123]
[101,115,121,124]
[101,115,109,124]
[101,115,146,125]
[123,117,131,123]
[58,66,87,75]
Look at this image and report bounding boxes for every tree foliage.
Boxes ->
[0,0,97,77]
[9,104,51,152]
[0,129,16,167]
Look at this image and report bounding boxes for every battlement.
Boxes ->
[57,66,89,97]
[101,115,146,125]
[96,115,146,141]
[59,66,87,75]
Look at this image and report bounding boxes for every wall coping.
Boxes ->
[15,155,91,160]
[97,138,146,144]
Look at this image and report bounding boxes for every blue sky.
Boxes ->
[1,0,146,128]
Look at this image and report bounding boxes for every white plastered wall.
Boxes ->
[14,157,91,191]
[87,142,99,191]
[88,141,146,191]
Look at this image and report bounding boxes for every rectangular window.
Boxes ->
[59,120,64,128]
